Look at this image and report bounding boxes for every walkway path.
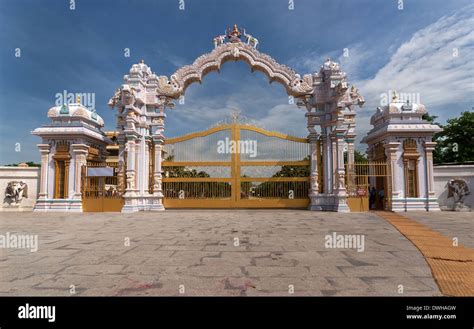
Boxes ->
[375,211,473,296]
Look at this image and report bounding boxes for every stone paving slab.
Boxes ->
[0,210,443,296]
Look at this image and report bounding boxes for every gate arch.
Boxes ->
[108,25,365,212]
[155,26,314,99]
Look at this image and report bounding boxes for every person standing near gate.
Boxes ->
[369,187,376,210]
[378,188,385,210]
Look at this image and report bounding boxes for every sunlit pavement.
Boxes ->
[0,210,458,296]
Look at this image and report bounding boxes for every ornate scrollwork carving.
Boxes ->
[107,85,136,108]
[156,41,314,98]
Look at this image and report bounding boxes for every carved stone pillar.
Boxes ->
[125,139,136,195]
[321,133,329,194]
[37,144,50,200]
[384,142,401,210]
[135,142,140,193]
[149,117,165,210]
[331,135,337,193]
[423,141,437,198]
[335,135,347,197]
[71,144,89,199]
[308,133,319,196]
[308,132,323,211]
[117,143,126,194]
[347,139,355,167]
[326,132,349,212]
[149,140,165,211]
[64,159,70,199]
[144,138,150,194]
[423,141,440,211]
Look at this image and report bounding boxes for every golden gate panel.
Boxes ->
[162,123,310,208]
[345,161,391,212]
[82,162,124,212]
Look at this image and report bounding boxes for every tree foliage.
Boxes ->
[4,161,40,167]
[424,111,474,164]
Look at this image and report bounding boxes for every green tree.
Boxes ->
[4,161,40,167]
[354,150,368,163]
[427,111,474,164]
[344,149,368,163]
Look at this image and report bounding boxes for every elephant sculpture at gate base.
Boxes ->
[4,181,28,206]
[447,179,471,212]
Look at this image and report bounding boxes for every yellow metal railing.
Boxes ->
[345,161,391,211]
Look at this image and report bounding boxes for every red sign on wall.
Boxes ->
[357,187,367,197]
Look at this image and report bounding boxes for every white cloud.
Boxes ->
[256,104,306,136]
[356,4,474,112]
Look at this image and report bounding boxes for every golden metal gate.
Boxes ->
[81,162,124,212]
[162,123,310,208]
[345,161,392,212]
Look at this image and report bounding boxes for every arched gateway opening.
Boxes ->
[106,25,366,212]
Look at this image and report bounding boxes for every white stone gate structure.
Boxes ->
[107,25,365,212]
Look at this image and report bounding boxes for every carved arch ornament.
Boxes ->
[108,25,365,133]
[156,42,315,98]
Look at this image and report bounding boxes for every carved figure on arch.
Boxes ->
[242,29,259,49]
[213,35,226,48]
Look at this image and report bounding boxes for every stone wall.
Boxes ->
[433,164,474,211]
[0,166,40,211]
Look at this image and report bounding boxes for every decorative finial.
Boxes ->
[227,24,242,42]
[76,95,81,104]
[231,109,241,123]
[392,90,398,101]
[140,59,145,64]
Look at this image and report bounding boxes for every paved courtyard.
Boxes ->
[1,210,467,296]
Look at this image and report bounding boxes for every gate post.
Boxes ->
[150,134,165,211]
[71,144,89,200]
[384,142,400,211]
[148,98,168,211]
[308,132,322,210]
[122,138,138,212]
[334,133,350,212]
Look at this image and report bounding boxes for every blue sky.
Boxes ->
[0,0,472,164]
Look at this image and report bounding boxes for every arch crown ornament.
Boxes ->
[156,25,314,98]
